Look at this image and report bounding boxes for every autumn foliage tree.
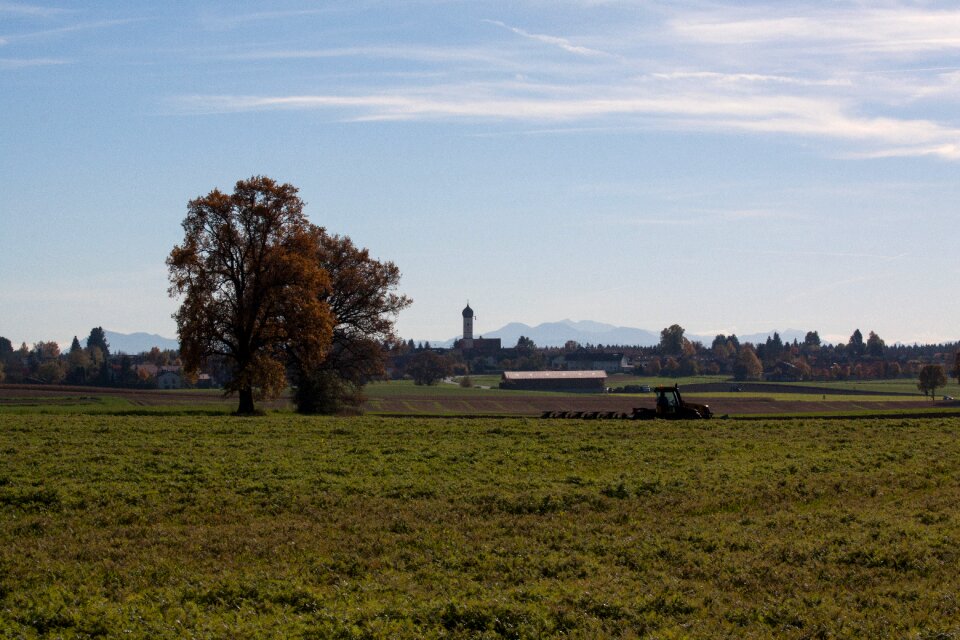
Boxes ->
[734,346,763,381]
[168,176,333,414]
[293,232,411,414]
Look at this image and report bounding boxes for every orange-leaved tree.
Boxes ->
[292,232,412,414]
[167,176,333,414]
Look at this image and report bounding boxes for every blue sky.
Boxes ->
[2,0,959,347]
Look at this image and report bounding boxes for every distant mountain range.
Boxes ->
[104,331,179,354]
[437,320,809,349]
[100,323,810,354]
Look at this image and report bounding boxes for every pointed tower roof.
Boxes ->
[462,302,474,318]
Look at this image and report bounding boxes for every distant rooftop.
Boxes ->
[502,370,607,380]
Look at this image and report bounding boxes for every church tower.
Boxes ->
[462,302,474,349]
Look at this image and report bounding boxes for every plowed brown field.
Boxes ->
[2,383,957,416]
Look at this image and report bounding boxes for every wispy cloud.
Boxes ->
[221,45,510,66]
[1,18,141,43]
[671,8,960,54]
[169,2,960,161]
[483,19,611,57]
[784,274,876,304]
[199,8,337,31]
[0,56,68,69]
[846,143,960,160]
[651,71,850,88]
[174,81,960,159]
[0,2,68,17]
[780,251,908,303]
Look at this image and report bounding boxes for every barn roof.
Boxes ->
[502,370,607,380]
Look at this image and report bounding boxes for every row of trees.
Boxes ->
[0,327,116,385]
[0,326,188,388]
[649,325,958,383]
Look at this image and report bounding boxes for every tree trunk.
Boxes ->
[237,387,256,415]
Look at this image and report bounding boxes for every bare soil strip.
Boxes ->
[2,383,956,417]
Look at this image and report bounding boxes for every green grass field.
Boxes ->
[2,413,959,638]
[606,374,948,397]
[365,378,511,397]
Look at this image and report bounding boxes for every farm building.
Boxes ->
[500,370,607,392]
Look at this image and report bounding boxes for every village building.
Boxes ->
[458,302,501,357]
[500,370,607,392]
[131,363,185,389]
[156,369,183,389]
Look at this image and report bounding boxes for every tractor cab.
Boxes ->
[652,384,712,419]
[655,386,681,415]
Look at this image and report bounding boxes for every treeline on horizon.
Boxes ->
[3,323,959,390]
[0,327,184,388]
[391,325,960,386]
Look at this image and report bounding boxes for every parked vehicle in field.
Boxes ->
[636,384,712,420]
[540,384,711,420]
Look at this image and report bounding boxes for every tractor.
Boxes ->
[633,384,712,420]
[539,384,712,420]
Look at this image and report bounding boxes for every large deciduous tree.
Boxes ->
[168,176,333,414]
[408,350,452,386]
[293,232,411,414]
[734,346,763,381]
[917,364,947,400]
[659,324,686,356]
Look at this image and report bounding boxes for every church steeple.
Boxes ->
[462,301,474,347]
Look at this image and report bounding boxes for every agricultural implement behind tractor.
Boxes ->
[541,384,712,420]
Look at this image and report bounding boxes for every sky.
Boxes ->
[2,0,959,348]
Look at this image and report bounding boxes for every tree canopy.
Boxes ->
[168,176,333,414]
[866,331,886,358]
[848,329,865,357]
[86,327,110,357]
[917,365,947,400]
[660,324,686,355]
[408,350,452,386]
[293,231,411,413]
[734,346,763,381]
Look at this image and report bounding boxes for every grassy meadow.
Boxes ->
[2,412,960,638]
